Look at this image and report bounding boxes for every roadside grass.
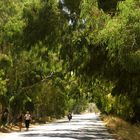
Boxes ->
[101,115,140,140]
[0,123,29,133]
[0,125,20,134]
[0,117,57,134]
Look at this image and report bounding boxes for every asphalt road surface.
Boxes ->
[0,113,115,140]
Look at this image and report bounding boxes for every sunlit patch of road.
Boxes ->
[0,113,115,140]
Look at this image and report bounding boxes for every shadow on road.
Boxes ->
[20,114,116,140]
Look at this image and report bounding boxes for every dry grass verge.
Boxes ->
[0,123,36,134]
[101,115,140,140]
[0,125,20,135]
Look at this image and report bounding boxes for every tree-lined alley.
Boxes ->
[0,0,140,124]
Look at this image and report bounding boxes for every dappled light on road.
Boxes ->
[0,113,115,140]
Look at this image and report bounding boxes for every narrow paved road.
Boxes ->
[0,113,115,140]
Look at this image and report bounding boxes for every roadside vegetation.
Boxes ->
[101,115,140,140]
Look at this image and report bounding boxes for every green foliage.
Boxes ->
[92,0,140,121]
[0,70,7,96]
[0,0,25,45]
[98,0,140,71]
[0,54,12,69]
[0,69,8,109]
[22,0,62,48]
[0,0,140,123]
[34,81,67,118]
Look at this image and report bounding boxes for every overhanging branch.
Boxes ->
[21,72,54,91]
